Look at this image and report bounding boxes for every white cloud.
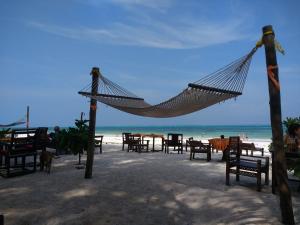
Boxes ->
[81,0,173,11]
[28,17,248,49]
[110,0,172,10]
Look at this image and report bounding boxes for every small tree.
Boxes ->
[58,117,89,166]
[68,119,89,165]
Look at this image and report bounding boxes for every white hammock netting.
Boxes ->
[79,48,257,118]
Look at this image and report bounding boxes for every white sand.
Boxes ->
[0,139,299,225]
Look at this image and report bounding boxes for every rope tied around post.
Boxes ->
[267,65,280,91]
[254,29,285,92]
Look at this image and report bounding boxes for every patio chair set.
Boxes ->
[122,133,150,153]
[122,132,186,154]
[122,132,269,191]
[0,127,49,177]
[1,127,270,192]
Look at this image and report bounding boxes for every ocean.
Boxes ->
[93,125,272,141]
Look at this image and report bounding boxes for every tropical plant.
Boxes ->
[58,117,89,165]
[0,128,10,138]
[284,117,300,179]
[68,119,89,165]
[283,117,300,135]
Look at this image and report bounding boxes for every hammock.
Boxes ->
[79,48,257,118]
[0,120,25,128]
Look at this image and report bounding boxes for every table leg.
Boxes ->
[152,137,155,152]
[272,151,276,194]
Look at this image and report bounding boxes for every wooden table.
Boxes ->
[208,138,229,152]
[269,149,300,194]
[208,138,229,161]
[132,133,165,152]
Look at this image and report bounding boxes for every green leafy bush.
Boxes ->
[0,128,10,138]
[283,117,300,134]
[283,116,300,179]
[58,118,89,165]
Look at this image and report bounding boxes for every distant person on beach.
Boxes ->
[284,124,300,151]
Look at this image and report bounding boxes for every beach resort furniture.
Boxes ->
[209,138,230,160]
[164,133,183,154]
[185,137,194,151]
[226,136,269,192]
[141,134,164,151]
[240,142,264,156]
[95,135,103,154]
[0,128,38,177]
[209,138,229,153]
[122,132,132,151]
[189,140,211,161]
[127,134,149,153]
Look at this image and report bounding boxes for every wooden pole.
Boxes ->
[26,106,30,129]
[262,25,295,225]
[85,67,99,179]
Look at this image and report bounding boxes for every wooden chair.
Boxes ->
[164,133,183,154]
[241,142,264,156]
[0,128,38,177]
[185,137,193,151]
[122,132,132,151]
[189,140,211,161]
[95,135,103,154]
[128,135,150,153]
[225,136,269,191]
[126,134,141,152]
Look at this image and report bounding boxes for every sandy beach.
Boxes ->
[1,138,299,225]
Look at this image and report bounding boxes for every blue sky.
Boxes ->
[1,0,299,127]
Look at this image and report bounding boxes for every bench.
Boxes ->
[225,137,269,191]
[241,142,264,156]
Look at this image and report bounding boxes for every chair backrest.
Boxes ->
[95,135,103,145]
[95,135,103,141]
[227,136,241,161]
[189,140,203,148]
[9,128,38,152]
[128,134,139,141]
[168,133,183,144]
[122,133,131,142]
[240,142,255,150]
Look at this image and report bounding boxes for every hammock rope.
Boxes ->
[79,47,258,118]
[0,118,26,128]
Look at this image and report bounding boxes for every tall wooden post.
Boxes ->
[85,67,99,179]
[262,25,295,225]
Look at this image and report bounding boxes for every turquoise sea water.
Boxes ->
[93,125,272,140]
